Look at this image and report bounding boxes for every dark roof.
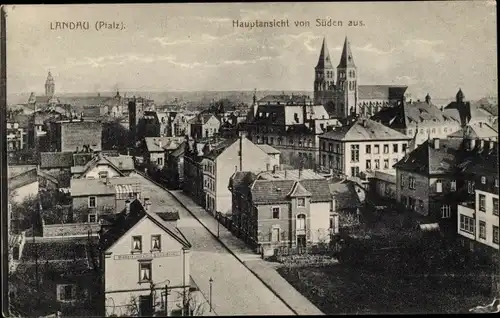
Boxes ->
[358,85,408,100]
[40,152,74,169]
[9,168,38,190]
[462,143,498,176]
[21,236,98,262]
[250,178,331,204]
[321,117,409,141]
[315,38,333,69]
[394,138,467,175]
[156,212,180,222]
[100,199,191,252]
[258,94,311,105]
[204,137,238,160]
[337,36,356,68]
[329,180,362,210]
[229,171,259,198]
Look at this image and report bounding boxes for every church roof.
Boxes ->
[315,38,334,69]
[358,85,408,100]
[337,36,356,68]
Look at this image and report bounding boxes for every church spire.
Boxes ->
[337,36,356,68]
[315,37,333,69]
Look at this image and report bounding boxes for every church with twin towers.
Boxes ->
[313,36,408,119]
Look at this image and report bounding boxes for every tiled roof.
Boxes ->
[40,152,74,169]
[145,137,185,152]
[394,138,466,175]
[258,94,311,105]
[287,181,312,197]
[100,199,190,252]
[70,178,116,197]
[257,144,281,154]
[448,122,498,139]
[249,169,332,204]
[8,165,37,179]
[321,117,409,141]
[462,144,498,176]
[7,113,31,127]
[358,85,406,100]
[106,155,135,171]
[21,236,98,261]
[329,180,362,210]
[9,168,38,190]
[204,137,238,160]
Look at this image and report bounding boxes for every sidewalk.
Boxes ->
[169,190,325,316]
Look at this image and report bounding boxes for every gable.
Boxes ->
[106,216,185,255]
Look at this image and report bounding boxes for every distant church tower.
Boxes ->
[336,37,358,117]
[45,71,55,97]
[313,37,335,105]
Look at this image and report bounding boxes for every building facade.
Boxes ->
[319,117,410,178]
[229,169,333,255]
[190,114,221,139]
[203,135,280,215]
[100,199,191,317]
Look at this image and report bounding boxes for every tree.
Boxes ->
[175,290,208,316]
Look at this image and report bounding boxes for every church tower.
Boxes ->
[45,71,55,97]
[336,37,358,117]
[313,37,335,105]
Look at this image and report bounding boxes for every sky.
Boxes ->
[4,2,498,100]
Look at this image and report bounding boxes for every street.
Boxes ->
[131,173,294,315]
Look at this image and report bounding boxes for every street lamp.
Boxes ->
[164,280,170,316]
[209,277,213,312]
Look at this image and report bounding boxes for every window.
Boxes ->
[467,181,475,194]
[450,180,456,192]
[366,160,371,170]
[297,198,306,207]
[393,144,398,153]
[441,205,451,218]
[479,221,486,239]
[296,214,306,231]
[481,176,486,184]
[432,128,436,133]
[383,159,389,169]
[400,175,405,188]
[493,226,499,244]
[479,194,486,212]
[444,127,448,133]
[460,215,475,234]
[493,198,499,216]
[409,176,416,190]
[350,145,360,162]
[419,200,425,211]
[383,144,389,154]
[392,158,398,166]
[57,284,76,302]
[157,157,163,165]
[374,145,380,154]
[402,144,407,152]
[272,207,280,219]
[88,214,97,223]
[496,179,499,188]
[336,144,340,153]
[374,159,380,170]
[132,236,142,252]
[151,235,161,251]
[409,197,416,211]
[329,143,333,152]
[139,262,152,282]
[436,180,442,193]
[99,171,109,179]
[351,167,360,177]
[366,145,371,154]
[88,196,96,208]
[269,137,274,145]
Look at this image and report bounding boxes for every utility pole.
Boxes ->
[209,277,213,312]
[164,281,169,316]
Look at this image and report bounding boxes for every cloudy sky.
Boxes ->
[5,2,497,100]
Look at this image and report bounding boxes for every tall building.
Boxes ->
[45,70,55,97]
[313,37,407,119]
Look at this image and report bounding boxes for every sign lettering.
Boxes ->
[114,251,181,260]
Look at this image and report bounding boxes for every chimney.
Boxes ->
[298,168,303,180]
[272,165,279,173]
[267,163,271,171]
[284,169,288,179]
[125,200,131,214]
[433,138,440,149]
[144,198,150,211]
[479,122,483,128]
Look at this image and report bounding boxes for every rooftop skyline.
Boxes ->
[5,2,498,100]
